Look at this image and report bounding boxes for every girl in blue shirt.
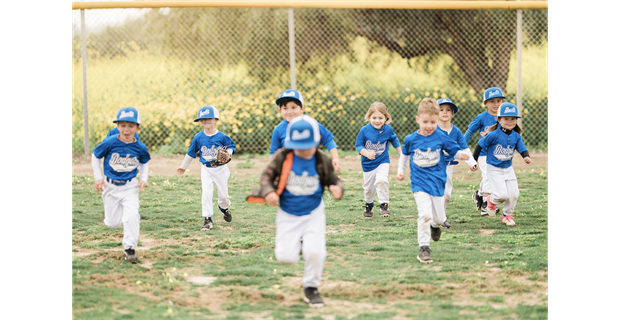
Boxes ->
[355,102,401,218]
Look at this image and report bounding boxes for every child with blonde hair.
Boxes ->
[355,102,401,218]
[397,98,476,263]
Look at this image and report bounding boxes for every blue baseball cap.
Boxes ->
[284,115,320,150]
[497,103,521,118]
[194,105,220,122]
[113,107,141,125]
[276,89,304,107]
[437,98,458,114]
[483,87,505,103]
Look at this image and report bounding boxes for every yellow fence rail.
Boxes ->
[72,1,548,10]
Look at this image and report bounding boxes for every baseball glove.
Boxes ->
[210,147,232,167]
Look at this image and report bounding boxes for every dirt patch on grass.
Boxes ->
[479,229,499,236]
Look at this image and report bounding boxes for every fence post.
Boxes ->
[288,8,297,90]
[80,9,90,155]
[516,5,523,128]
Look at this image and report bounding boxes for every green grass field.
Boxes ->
[72,154,547,320]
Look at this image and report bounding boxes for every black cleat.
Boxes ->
[124,249,138,263]
[472,190,483,211]
[417,246,433,264]
[201,217,213,231]
[364,203,374,218]
[431,225,442,241]
[304,287,324,308]
[219,206,232,222]
[480,201,488,216]
[379,203,390,217]
[440,220,451,229]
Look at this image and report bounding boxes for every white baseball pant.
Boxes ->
[487,165,519,216]
[477,156,491,198]
[413,192,446,247]
[102,179,140,250]
[444,164,454,210]
[275,201,326,288]
[362,163,390,204]
[201,164,231,218]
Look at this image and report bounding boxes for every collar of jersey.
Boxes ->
[500,126,512,135]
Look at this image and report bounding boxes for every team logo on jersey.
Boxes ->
[292,129,311,140]
[365,140,386,155]
[412,148,441,167]
[119,110,135,119]
[201,145,219,161]
[109,153,140,172]
[492,145,515,161]
[199,109,210,117]
[488,90,500,97]
[285,171,320,195]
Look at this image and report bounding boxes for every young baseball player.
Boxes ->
[436,98,478,226]
[270,89,342,174]
[463,87,506,215]
[251,115,344,308]
[396,98,476,264]
[177,105,236,231]
[473,103,532,226]
[355,101,401,218]
[106,127,140,141]
[91,107,151,263]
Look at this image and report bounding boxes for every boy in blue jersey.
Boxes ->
[106,127,140,142]
[270,89,342,174]
[463,87,506,215]
[258,115,344,308]
[396,98,474,264]
[92,107,151,263]
[177,106,236,231]
[436,98,478,226]
[355,102,401,218]
[473,103,532,226]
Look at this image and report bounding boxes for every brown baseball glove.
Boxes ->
[209,147,232,167]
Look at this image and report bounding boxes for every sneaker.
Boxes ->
[364,203,374,218]
[486,196,497,217]
[124,249,138,263]
[379,203,390,217]
[417,246,433,264]
[472,190,483,211]
[480,201,489,216]
[502,215,516,226]
[304,287,324,308]
[219,206,232,222]
[431,225,442,241]
[440,220,451,229]
[201,217,213,231]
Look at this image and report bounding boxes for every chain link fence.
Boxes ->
[72,4,547,154]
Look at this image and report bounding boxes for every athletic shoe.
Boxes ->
[201,217,213,231]
[219,206,232,222]
[480,201,488,216]
[417,246,433,264]
[486,196,497,217]
[124,249,138,263]
[502,215,516,226]
[431,225,442,241]
[379,203,390,217]
[364,203,374,218]
[304,287,324,308]
[472,190,483,211]
[440,220,451,229]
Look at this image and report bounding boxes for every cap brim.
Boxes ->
[276,97,303,107]
[439,102,458,114]
[113,120,140,124]
[284,141,318,150]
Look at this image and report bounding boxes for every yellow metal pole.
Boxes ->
[72,1,548,10]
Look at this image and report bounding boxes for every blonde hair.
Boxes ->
[417,98,440,116]
[364,101,392,124]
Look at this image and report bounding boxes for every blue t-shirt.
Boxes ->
[464,111,499,156]
[93,135,151,181]
[478,128,527,168]
[279,153,323,216]
[401,129,462,197]
[355,123,401,172]
[437,124,468,165]
[106,127,140,141]
[186,131,236,168]
[269,120,336,155]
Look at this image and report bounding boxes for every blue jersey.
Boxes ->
[186,131,236,168]
[93,135,151,181]
[355,123,400,172]
[270,120,336,155]
[401,129,462,197]
[437,124,468,165]
[478,128,527,168]
[464,111,499,156]
[279,153,323,216]
[106,127,140,141]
